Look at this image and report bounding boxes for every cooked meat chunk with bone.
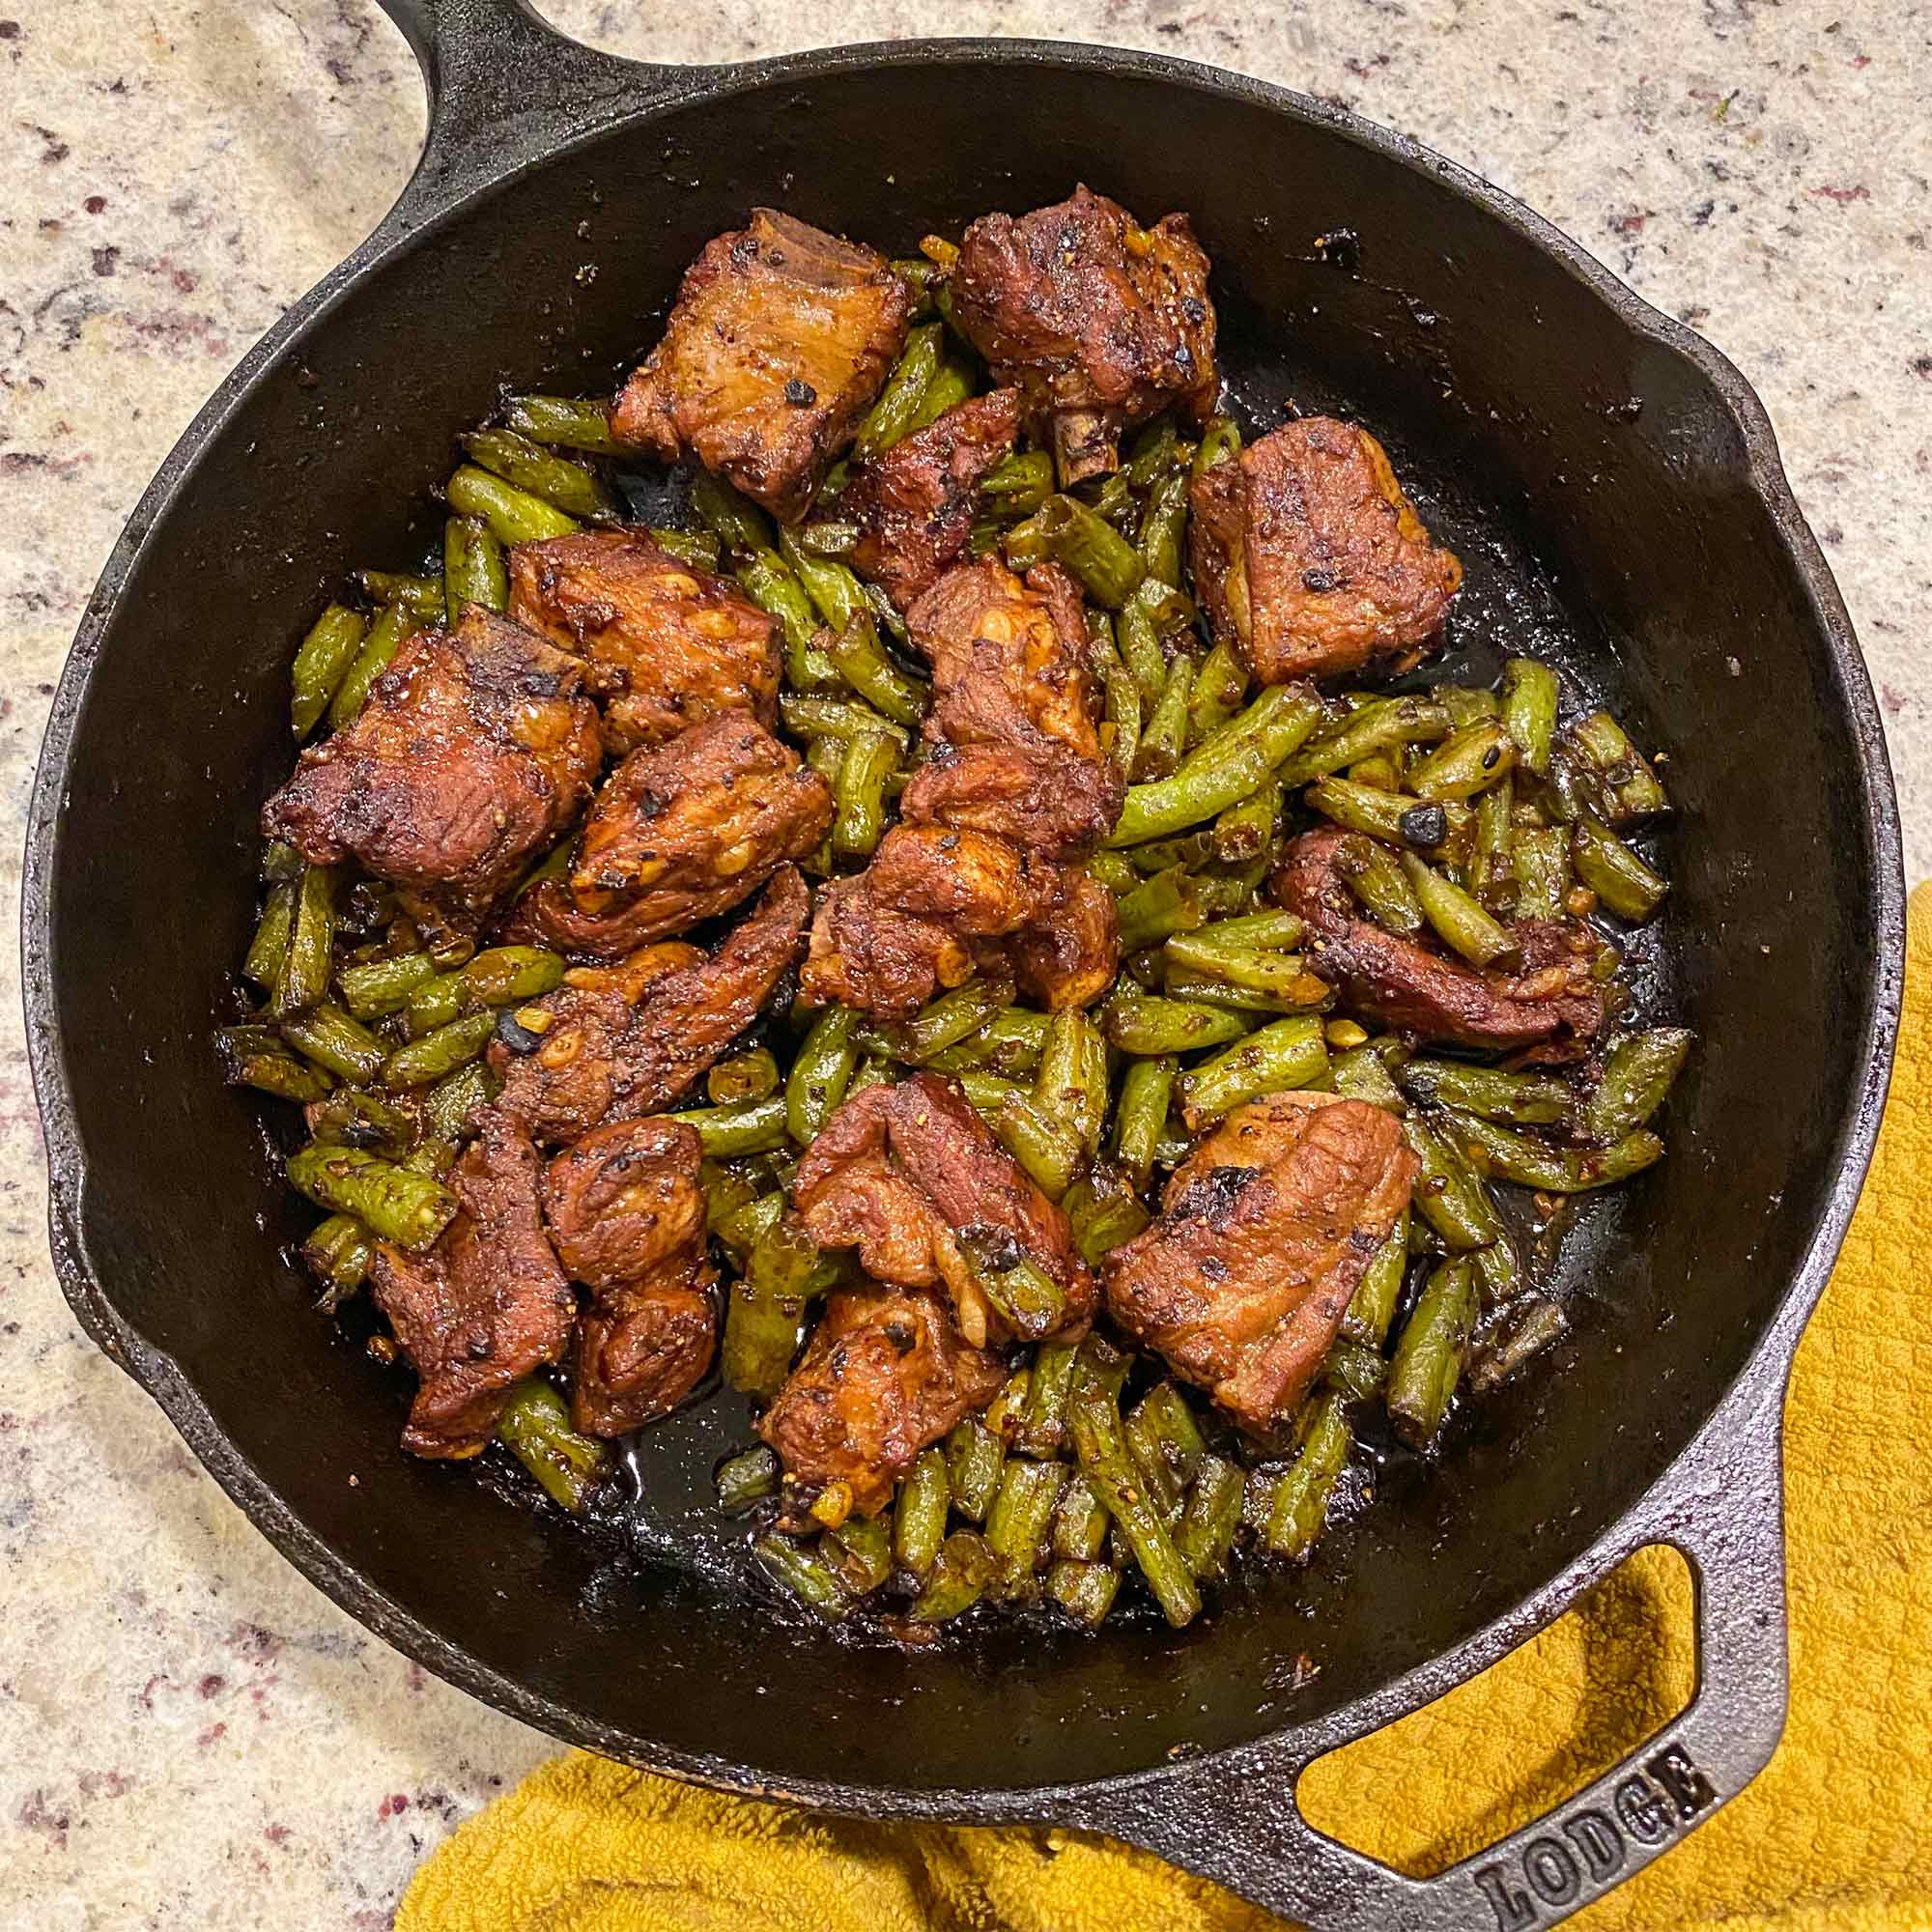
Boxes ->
[541,1118,717,1436]
[1189,418,1463,685]
[844,389,1023,609]
[793,1072,1095,1348]
[611,209,913,522]
[506,530,781,754]
[492,864,810,1143]
[263,607,601,924]
[1104,1092,1415,1435]
[507,713,831,959]
[757,1283,1006,1517]
[1272,829,1605,1050]
[369,1109,578,1459]
[951,185,1217,484]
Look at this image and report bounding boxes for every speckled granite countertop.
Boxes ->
[0,0,1925,1922]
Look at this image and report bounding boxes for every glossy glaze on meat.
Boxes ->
[952,185,1217,483]
[263,607,601,925]
[1272,828,1605,1049]
[1104,1092,1415,1434]
[844,389,1023,609]
[611,209,912,522]
[507,713,832,958]
[756,1283,1006,1516]
[897,740,1120,859]
[506,530,781,754]
[541,1117,717,1436]
[368,1109,578,1458]
[1189,418,1463,684]
[492,864,810,1142]
[793,1071,1095,1348]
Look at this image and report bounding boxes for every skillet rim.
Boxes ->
[20,35,1905,1822]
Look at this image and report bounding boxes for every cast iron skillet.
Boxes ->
[23,3,1903,1926]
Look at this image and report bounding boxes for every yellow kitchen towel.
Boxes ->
[399,889,1932,1932]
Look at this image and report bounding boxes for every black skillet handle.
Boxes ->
[1071,1382,1791,1932]
[370,0,686,228]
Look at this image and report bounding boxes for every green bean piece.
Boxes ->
[1331,1041,1407,1114]
[1138,1383,1207,1483]
[406,973,465,1036]
[422,1061,496,1144]
[1047,1558,1122,1626]
[1110,1054,1178,1187]
[986,1459,1068,1598]
[1107,684,1326,848]
[502,393,618,454]
[924,1009,1049,1079]
[1209,773,1280,865]
[270,865,337,1018]
[290,604,368,739]
[1583,1027,1692,1145]
[737,546,838,690]
[1512,824,1571,922]
[1343,1209,1410,1346]
[785,1007,860,1146]
[871,973,1013,1065]
[912,346,979,429]
[1400,1060,1574,1126]
[261,839,305,884]
[830,727,897,860]
[1103,994,1249,1056]
[706,1047,781,1108]
[1176,1455,1246,1579]
[1441,1106,1666,1194]
[723,1212,825,1396]
[1401,852,1515,968]
[1053,1473,1112,1562]
[964,1236,1068,1336]
[1068,1383,1201,1628]
[1137,468,1190,587]
[463,428,619,523]
[822,611,927,727]
[668,1094,792,1157]
[307,1086,419,1153]
[777,527,866,633]
[242,882,297,990]
[715,1444,782,1515]
[1572,813,1669,922]
[985,1367,1031,1445]
[1568,709,1669,823]
[1125,414,1182,487]
[714,1188,784,1267]
[1117,597,1169,708]
[1113,866,1202,955]
[979,1090,1079,1200]
[496,1378,609,1512]
[1161,937,1328,1009]
[1264,1391,1353,1559]
[1469,1294,1570,1393]
[1062,1170,1151,1267]
[301,1212,373,1310]
[1432,683,1500,726]
[332,599,420,731]
[1322,1337,1388,1401]
[946,1418,1007,1523]
[1190,414,1242,478]
[280,1003,386,1086]
[854,323,944,459]
[357,570,448,620]
[686,469,775,558]
[1178,1017,1329,1127]
[894,1448,951,1577]
[383,1009,495,1089]
[1010,1343,1080,1458]
[778,693,912,748]
[412,945,565,1018]
[1035,1009,1108,1151]
[1279,696,1454,788]
[336,950,434,1020]
[1404,1114,1507,1249]
[980,448,1055,517]
[647,525,723,571]
[1387,1256,1478,1448]
[1328,833,1423,938]
[1188,640,1250,750]
[1022,494,1147,609]
[439,516,508,627]
[1469,775,1517,910]
[890,254,941,316]
[1133,653,1195,783]
[754,1535,851,1619]
[1499,659,1559,774]
[223,1048,332,1102]
[1306,775,1418,846]
[1406,720,1517,802]
[823,1511,895,1596]
[1473,1235,1523,1307]
[287,1143,456,1251]
[912,1529,998,1623]
[446,463,577,545]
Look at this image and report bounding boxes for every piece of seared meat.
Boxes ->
[909,557,1109,768]
[611,209,913,523]
[1007,866,1122,1012]
[493,864,810,1142]
[507,713,832,959]
[797,872,983,1021]
[1272,828,1605,1050]
[368,1110,578,1459]
[793,1072,1095,1347]
[843,389,1023,609]
[757,1283,1006,1516]
[263,606,601,926]
[897,740,1120,860]
[951,185,1216,484]
[1104,1092,1415,1435]
[1189,418,1463,686]
[540,1118,717,1435]
[506,530,781,754]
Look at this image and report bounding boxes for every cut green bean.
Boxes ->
[1175,1454,1245,1578]
[1401,852,1515,968]
[1387,1256,1478,1448]
[1133,652,1195,782]
[754,1535,850,1619]
[503,393,618,454]
[707,1047,781,1107]
[980,448,1055,516]
[1264,1391,1352,1559]
[1068,1383,1201,1628]
[723,1212,823,1395]
[1512,825,1570,922]
[716,1444,784,1514]
[463,428,619,522]
[291,604,368,738]
[1469,1295,1570,1393]
[738,546,838,690]
[301,1211,372,1310]
[1210,772,1279,864]
[912,1530,997,1622]
[1178,1017,1329,1126]
[336,950,435,1020]
[357,570,449,620]
[894,1448,951,1577]
[423,1061,496,1144]
[1162,937,1329,1008]
[946,1418,1007,1523]
[1189,640,1250,750]
[778,693,912,748]
[832,728,899,860]
[668,1093,792,1157]
[1583,1027,1692,1145]
[1469,775,1517,910]
[1052,1473,1112,1562]
[1472,1234,1523,1307]
[1016,494,1147,609]
[280,1003,386,1086]
[242,882,297,990]
[1331,1040,1406,1113]
[286,1143,456,1251]
[1403,1113,1507,1249]
[1280,696,1454,788]
[1571,813,1669,922]
[1406,720,1517,802]
[1331,833,1425,937]
[1047,1558,1121,1625]
[333,599,420,730]
[497,1378,609,1512]
[872,973,1014,1065]
[1342,1208,1409,1346]
[1062,1170,1151,1267]
[1103,993,1249,1056]
[383,1009,495,1089]
[786,1006,861,1145]
[1116,866,1206,955]
[1568,709,1669,823]
[1191,415,1241,477]
[1440,1106,1666,1193]
[982,1090,1082,1200]
[647,525,723,571]
[1034,1009,1109,1151]
[270,864,338,1018]
[986,1458,1068,1597]
[441,518,508,624]
[825,1511,895,1594]
[821,610,926,727]
[446,463,577,545]
[1400,1060,1574,1126]
[778,527,866,633]
[854,323,943,458]
[1500,659,1559,774]
[1110,1054,1177,1187]
[1137,468,1189,587]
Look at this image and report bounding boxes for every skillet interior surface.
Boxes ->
[36,52,1891,1798]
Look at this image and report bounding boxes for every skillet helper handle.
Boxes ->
[1078,1396,1790,1932]
[372,0,672,218]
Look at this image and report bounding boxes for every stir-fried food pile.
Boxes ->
[222,188,1687,1634]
